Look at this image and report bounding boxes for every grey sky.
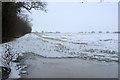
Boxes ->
[28,2,118,32]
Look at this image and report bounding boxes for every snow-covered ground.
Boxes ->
[1,32,118,61]
[0,32,118,78]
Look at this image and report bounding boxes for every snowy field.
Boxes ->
[0,32,118,62]
[0,32,118,78]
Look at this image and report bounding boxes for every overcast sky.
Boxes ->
[28,2,118,32]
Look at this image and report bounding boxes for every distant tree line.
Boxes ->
[78,31,117,34]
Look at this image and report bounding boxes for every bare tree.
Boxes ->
[2,2,47,43]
